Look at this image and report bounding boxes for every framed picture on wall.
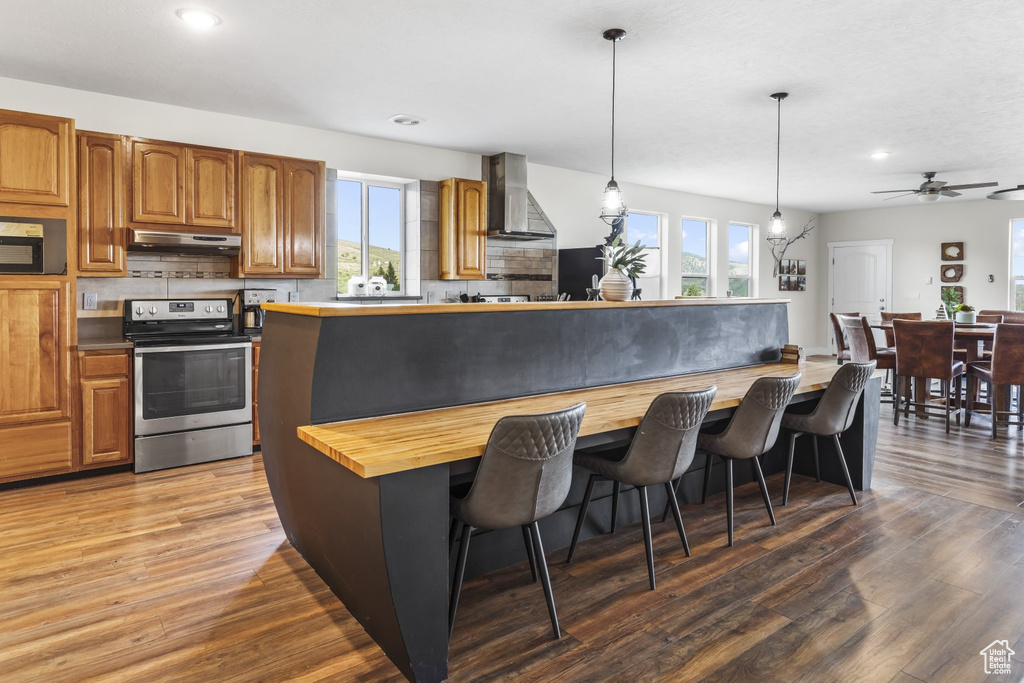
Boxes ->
[797,260,806,275]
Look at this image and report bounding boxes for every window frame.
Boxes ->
[624,209,664,297]
[727,221,757,298]
[1011,219,1024,311]
[680,216,713,296]
[336,176,406,297]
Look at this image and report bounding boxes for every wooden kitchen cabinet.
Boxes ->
[252,342,260,446]
[78,131,128,275]
[0,109,73,207]
[0,278,73,482]
[132,139,237,230]
[439,178,487,280]
[236,152,324,277]
[79,350,132,467]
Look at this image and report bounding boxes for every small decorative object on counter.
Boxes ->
[347,276,367,296]
[597,235,648,302]
[781,344,805,364]
[367,276,387,296]
[953,303,976,324]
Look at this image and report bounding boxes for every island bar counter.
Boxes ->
[257,298,879,682]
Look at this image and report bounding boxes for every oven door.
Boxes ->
[134,342,252,436]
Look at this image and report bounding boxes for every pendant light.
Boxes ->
[600,28,627,225]
[767,92,789,243]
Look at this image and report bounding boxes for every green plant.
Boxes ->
[683,283,703,297]
[940,287,962,317]
[372,259,399,286]
[598,236,648,279]
[954,303,975,313]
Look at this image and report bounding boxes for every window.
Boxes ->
[337,178,404,296]
[625,211,659,248]
[681,218,711,295]
[1013,219,1024,310]
[727,222,754,297]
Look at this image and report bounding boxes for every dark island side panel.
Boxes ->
[305,302,788,425]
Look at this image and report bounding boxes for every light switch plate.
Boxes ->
[83,292,98,310]
[288,292,300,302]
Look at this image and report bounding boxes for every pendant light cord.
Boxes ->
[775,94,781,212]
[611,37,617,180]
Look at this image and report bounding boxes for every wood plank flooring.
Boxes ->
[4,391,1024,681]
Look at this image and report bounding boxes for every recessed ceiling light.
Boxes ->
[176,9,221,28]
[388,114,423,126]
[870,151,890,160]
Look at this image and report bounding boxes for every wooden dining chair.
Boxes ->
[880,312,922,349]
[892,320,963,433]
[966,324,1024,439]
[841,315,897,407]
[830,312,859,365]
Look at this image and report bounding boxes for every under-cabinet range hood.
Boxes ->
[484,153,555,240]
[128,229,241,256]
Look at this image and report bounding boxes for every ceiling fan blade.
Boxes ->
[943,182,998,190]
[883,192,917,201]
[923,180,947,190]
[872,189,918,194]
[940,190,962,197]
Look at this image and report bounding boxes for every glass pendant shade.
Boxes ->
[918,192,941,203]
[767,210,787,238]
[600,179,626,224]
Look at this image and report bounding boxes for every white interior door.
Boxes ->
[829,241,892,351]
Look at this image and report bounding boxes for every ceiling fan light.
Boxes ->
[918,192,941,203]
[987,185,1024,200]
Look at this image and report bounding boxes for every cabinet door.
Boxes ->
[0,109,72,206]
[132,141,186,225]
[455,179,487,279]
[0,280,69,425]
[186,147,236,229]
[78,132,127,274]
[239,154,284,274]
[81,376,131,466]
[283,159,324,276]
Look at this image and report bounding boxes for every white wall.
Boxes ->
[819,200,1020,329]
[2,76,825,347]
[529,163,825,349]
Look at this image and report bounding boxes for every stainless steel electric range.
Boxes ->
[124,298,253,473]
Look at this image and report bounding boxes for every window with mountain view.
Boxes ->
[728,222,754,297]
[681,218,710,295]
[1013,219,1024,310]
[337,178,404,296]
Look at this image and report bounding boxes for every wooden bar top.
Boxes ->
[263,297,790,318]
[298,360,841,478]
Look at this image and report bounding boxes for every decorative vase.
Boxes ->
[599,268,633,301]
[955,311,977,324]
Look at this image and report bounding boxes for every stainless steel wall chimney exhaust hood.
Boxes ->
[484,153,555,240]
[128,229,241,256]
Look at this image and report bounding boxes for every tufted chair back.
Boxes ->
[701,375,802,459]
[454,402,586,530]
[610,387,717,487]
[786,362,876,436]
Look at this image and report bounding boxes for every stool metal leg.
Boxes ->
[751,456,777,526]
[812,436,821,482]
[783,432,798,506]
[726,458,734,547]
[663,481,690,557]
[522,525,538,582]
[832,434,858,505]
[449,524,473,639]
[638,486,656,590]
[702,452,714,504]
[610,480,621,533]
[530,521,560,639]
[566,473,596,564]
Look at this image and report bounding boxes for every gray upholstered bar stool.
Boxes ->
[565,387,716,590]
[780,361,876,506]
[698,374,802,546]
[448,402,586,640]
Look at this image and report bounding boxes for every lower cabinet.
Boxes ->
[79,350,133,468]
[252,342,260,447]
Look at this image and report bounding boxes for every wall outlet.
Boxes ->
[288,292,300,302]
[906,292,921,301]
[83,292,98,310]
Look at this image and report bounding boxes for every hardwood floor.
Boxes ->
[3,396,1024,681]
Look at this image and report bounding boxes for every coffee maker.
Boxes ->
[240,289,276,335]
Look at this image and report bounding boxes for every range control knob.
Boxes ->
[217,305,225,313]
[135,306,144,316]
[149,306,158,315]
[205,305,213,313]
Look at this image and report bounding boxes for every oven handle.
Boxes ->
[134,342,252,355]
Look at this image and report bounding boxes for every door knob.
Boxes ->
[879,305,885,310]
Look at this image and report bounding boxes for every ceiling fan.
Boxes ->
[872,172,997,203]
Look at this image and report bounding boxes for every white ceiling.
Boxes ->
[2,0,1023,212]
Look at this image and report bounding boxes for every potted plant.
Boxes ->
[940,287,961,319]
[597,236,648,301]
[954,303,977,324]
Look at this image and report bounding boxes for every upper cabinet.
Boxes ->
[236,152,324,277]
[439,178,487,280]
[0,109,73,207]
[78,131,128,275]
[131,139,236,231]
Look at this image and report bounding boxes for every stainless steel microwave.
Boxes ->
[0,236,43,274]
